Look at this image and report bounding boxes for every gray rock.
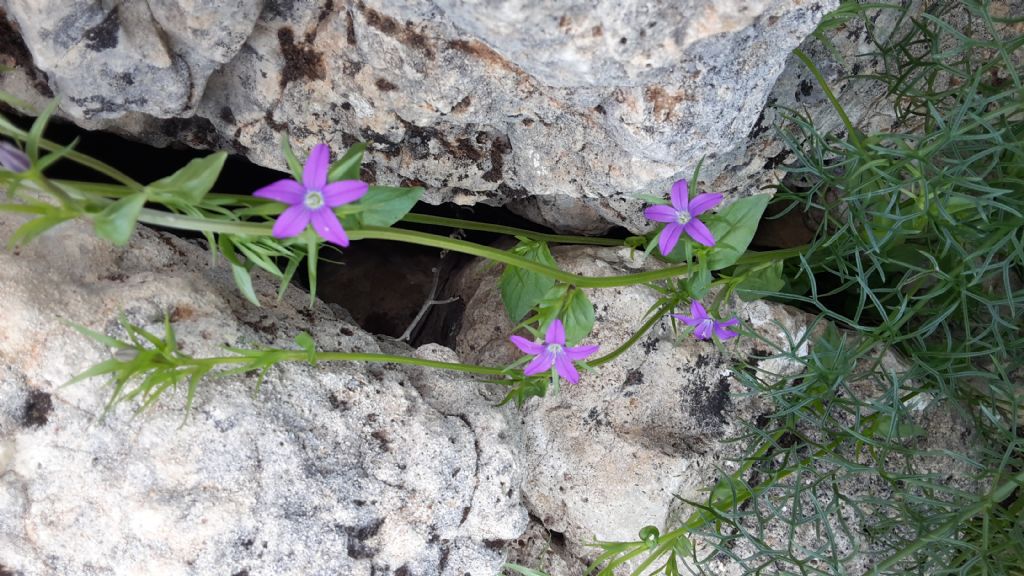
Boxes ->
[0,211,526,575]
[0,0,836,232]
[1,0,261,119]
[454,245,979,572]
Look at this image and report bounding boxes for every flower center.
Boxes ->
[547,344,564,355]
[304,190,325,210]
[676,210,691,225]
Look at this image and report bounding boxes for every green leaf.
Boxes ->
[231,263,261,307]
[294,331,317,364]
[562,287,595,345]
[672,535,693,557]
[93,192,147,245]
[27,99,59,163]
[7,214,74,248]
[497,377,549,408]
[687,258,712,299]
[704,194,770,270]
[866,412,925,440]
[328,142,366,182]
[357,186,424,228]
[306,232,319,305]
[521,283,568,331]
[280,134,304,181]
[736,260,785,300]
[503,563,553,576]
[500,240,557,323]
[147,152,227,204]
[638,526,660,551]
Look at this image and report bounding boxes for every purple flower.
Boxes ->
[0,141,30,173]
[253,143,368,247]
[644,179,722,255]
[510,319,599,384]
[672,301,739,341]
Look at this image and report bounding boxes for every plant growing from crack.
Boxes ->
[0,102,795,410]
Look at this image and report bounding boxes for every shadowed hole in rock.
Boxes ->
[22,390,53,427]
[14,117,634,346]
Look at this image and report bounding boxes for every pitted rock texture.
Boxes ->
[453,245,979,572]
[0,211,527,576]
[0,0,836,233]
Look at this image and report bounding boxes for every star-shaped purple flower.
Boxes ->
[510,319,599,384]
[253,143,368,247]
[644,179,722,255]
[0,141,29,173]
[672,301,740,341]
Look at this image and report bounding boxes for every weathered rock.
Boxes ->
[453,246,803,560]
[0,211,527,575]
[454,245,979,572]
[0,0,837,232]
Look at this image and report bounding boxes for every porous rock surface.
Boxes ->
[0,210,527,576]
[0,0,839,233]
[453,245,979,573]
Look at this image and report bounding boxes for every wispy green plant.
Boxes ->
[578,1,1024,574]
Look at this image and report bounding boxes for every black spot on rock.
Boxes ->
[84,7,120,52]
[345,518,384,559]
[797,78,814,98]
[219,106,237,125]
[23,390,53,427]
[375,78,397,91]
[277,27,325,89]
[231,570,250,576]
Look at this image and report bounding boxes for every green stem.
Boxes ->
[872,470,1024,573]
[2,126,144,191]
[793,48,863,150]
[130,212,805,288]
[199,350,509,377]
[400,213,626,246]
[591,299,680,366]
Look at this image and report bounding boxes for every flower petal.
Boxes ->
[310,207,350,247]
[564,344,599,361]
[272,204,311,238]
[671,313,701,327]
[670,179,689,211]
[0,141,30,173]
[683,218,715,247]
[545,319,566,346]
[644,204,677,223]
[510,335,545,355]
[658,223,685,256]
[718,317,740,327]
[690,300,709,320]
[303,143,330,190]
[714,325,739,340]
[687,193,723,216]
[693,320,713,340]
[322,180,369,207]
[253,178,305,204]
[523,350,555,376]
[554,352,580,384]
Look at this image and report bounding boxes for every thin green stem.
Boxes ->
[1,125,144,191]
[198,350,510,377]
[400,213,627,246]
[591,299,680,366]
[794,48,864,150]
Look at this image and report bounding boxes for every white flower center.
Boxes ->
[304,190,325,210]
[676,210,691,225]
[547,344,564,355]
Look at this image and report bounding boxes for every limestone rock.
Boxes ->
[0,211,527,576]
[0,0,837,232]
[453,245,978,571]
